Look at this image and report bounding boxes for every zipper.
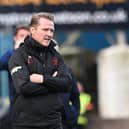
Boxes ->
[40,48,46,71]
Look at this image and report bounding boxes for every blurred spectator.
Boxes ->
[77,81,93,129]
[61,67,80,129]
[0,25,30,129]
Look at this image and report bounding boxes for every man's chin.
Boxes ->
[43,42,50,47]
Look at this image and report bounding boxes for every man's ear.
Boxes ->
[30,26,35,34]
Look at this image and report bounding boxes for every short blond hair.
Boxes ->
[30,12,54,27]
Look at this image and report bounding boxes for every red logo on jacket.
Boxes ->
[27,56,34,64]
[52,57,58,66]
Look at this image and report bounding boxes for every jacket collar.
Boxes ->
[24,36,56,55]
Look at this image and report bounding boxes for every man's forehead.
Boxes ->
[17,29,29,34]
[37,22,55,31]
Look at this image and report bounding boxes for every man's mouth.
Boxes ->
[44,38,51,41]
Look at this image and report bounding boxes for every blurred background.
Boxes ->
[0,0,129,129]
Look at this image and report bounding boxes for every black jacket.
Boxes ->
[8,36,72,127]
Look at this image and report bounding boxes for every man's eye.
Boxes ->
[51,29,54,33]
[42,29,48,31]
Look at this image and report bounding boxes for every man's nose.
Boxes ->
[47,30,53,37]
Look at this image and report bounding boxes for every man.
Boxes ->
[61,71,80,129]
[8,12,72,129]
[0,25,30,70]
[0,25,30,129]
[77,81,93,129]
[0,25,30,102]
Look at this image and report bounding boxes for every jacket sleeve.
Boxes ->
[43,59,73,92]
[8,50,49,97]
[0,49,13,70]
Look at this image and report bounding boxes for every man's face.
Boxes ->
[14,29,30,49]
[30,18,54,47]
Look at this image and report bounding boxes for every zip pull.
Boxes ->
[43,64,45,68]
[40,53,43,57]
